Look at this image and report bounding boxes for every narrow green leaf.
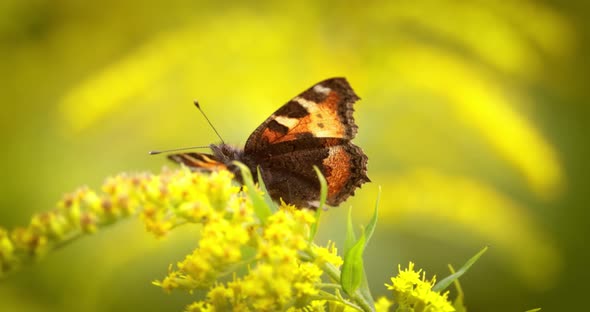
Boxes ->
[349,187,381,310]
[308,166,328,242]
[344,207,356,253]
[309,207,322,243]
[313,166,328,211]
[233,162,271,223]
[525,309,541,312]
[433,246,489,292]
[363,186,381,247]
[256,167,278,212]
[341,231,366,296]
[448,264,466,312]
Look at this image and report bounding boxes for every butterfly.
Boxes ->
[168,77,370,208]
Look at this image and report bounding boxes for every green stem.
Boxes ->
[318,283,342,290]
[49,232,84,253]
[314,290,363,311]
[352,292,374,312]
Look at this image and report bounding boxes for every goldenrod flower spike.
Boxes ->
[1,166,495,311]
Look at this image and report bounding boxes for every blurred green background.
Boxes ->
[1,0,588,311]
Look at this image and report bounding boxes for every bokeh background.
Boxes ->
[1,0,588,311]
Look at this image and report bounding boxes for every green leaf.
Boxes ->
[344,207,356,253]
[352,187,381,309]
[313,166,328,211]
[356,270,375,310]
[448,264,466,312]
[309,207,322,243]
[341,231,366,296]
[340,189,381,309]
[525,309,541,312]
[308,166,327,242]
[363,186,380,247]
[256,167,278,212]
[433,246,488,292]
[233,162,271,223]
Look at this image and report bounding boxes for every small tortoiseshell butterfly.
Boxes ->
[168,77,369,208]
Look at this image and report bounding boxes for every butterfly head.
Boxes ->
[209,143,258,183]
[209,143,244,163]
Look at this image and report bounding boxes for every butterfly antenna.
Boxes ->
[149,145,209,155]
[194,100,225,144]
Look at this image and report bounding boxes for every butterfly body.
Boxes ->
[169,78,370,208]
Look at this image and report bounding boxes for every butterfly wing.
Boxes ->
[258,138,369,207]
[167,78,369,207]
[167,153,228,171]
[244,77,370,207]
[244,77,360,153]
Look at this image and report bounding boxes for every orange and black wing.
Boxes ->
[244,78,369,207]
[244,77,360,153]
[257,138,369,207]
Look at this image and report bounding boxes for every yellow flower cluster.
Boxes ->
[154,169,252,290]
[0,167,237,277]
[0,166,353,311]
[167,199,343,311]
[0,163,487,312]
[139,168,239,237]
[0,170,148,276]
[384,262,455,312]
